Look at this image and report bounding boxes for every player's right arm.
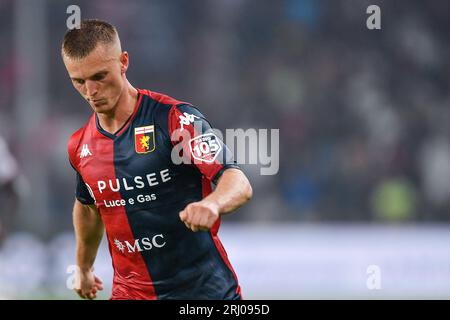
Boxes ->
[73,199,104,299]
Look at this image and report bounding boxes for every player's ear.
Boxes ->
[120,51,129,74]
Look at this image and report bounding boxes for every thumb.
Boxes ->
[94,276,104,290]
[179,210,187,221]
[94,275,103,284]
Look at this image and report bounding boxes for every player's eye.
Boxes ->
[91,73,107,81]
[73,79,85,85]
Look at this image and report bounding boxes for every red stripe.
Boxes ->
[140,89,189,106]
[168,105,223,181]
[166,103,241,295]
[130,91,241,298]
[78,118,157,300]
[202,177,241,297]
[67,114,96,167]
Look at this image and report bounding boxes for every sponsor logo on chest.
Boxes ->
[113,234,166,254]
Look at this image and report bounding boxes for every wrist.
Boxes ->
[201,198,221,216]
[77,265,94,274]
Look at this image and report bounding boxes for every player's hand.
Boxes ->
[179,201,220,232]
[74,268,104,300]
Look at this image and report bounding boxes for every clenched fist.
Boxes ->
[179,201,220,232]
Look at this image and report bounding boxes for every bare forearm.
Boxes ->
[179,168,252,232]
[73,200,104,272]
[203,168,253,215]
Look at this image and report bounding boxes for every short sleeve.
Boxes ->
[168,104,240,184]
[75,171,95,205]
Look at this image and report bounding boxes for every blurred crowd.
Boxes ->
[1,0,450,240]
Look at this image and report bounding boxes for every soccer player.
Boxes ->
[62,20,252,300]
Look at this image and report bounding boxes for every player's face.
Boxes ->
[63,43,128,114]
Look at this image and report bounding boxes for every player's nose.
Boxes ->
[85,80,99,98]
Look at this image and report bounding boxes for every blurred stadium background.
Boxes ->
[1,0,450,299]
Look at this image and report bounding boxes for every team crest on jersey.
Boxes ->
[135,125,155,154]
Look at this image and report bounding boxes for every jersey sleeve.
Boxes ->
[75,171,95,205]
[67,132,95,205]
[168,104,240,184]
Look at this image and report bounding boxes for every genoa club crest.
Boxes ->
[135,125,155,154]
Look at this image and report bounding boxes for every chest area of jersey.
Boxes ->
[78,123,176,210]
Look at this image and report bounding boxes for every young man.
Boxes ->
[62,19,252,300]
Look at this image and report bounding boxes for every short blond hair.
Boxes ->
[62,19,119,59]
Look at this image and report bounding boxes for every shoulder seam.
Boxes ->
[139,89,191,107]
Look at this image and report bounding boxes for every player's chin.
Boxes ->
[91,102,112,113]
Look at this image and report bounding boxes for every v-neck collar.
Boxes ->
[95,90,143,140]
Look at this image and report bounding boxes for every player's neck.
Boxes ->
[97,82,138,135]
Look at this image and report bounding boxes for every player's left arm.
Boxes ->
[179,168,252,232]
[169,103,253,232]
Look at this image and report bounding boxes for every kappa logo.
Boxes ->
[135,125,155,154]
[179,112,199,130]
[113,234,166,254]
[80,144,92,158]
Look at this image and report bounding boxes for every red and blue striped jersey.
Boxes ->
[67,88,241,300]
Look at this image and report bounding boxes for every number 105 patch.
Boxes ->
[189,133,222,163]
